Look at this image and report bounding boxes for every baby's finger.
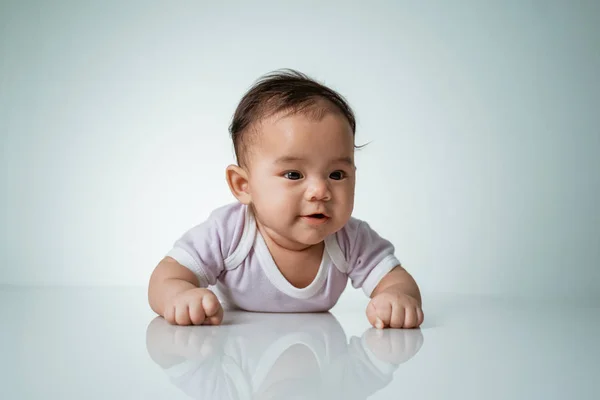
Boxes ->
[188,300,206,325]
[175,304,192,326]
[202,293,220,317]
[374,299,393,329]
[202,293,223,325]
[417,307,425,327]
[389,303,406,329]
[366,302,380,328]
[204,305,224,326]
[402,306,418,328]
[164,305,176,325]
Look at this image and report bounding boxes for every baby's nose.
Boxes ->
[306,179,331,201]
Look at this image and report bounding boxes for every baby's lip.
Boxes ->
[302,212,329,218]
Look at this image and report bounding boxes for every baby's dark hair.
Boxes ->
[229,69,356,166]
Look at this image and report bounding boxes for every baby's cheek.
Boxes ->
[336,187,354,205]
[337,202,354,224]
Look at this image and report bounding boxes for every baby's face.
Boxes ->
[247,110,355,249]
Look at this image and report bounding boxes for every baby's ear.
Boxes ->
[225,164,252,204]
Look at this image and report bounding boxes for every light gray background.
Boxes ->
[1,0,599,299]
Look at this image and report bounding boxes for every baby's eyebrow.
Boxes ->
[274,156,304,164]
[333,156,355,166]
[274,156,354,166]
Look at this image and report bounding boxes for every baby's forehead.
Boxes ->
[262,113,351,142]
[240,104,353,166]
[252,129,353,166]
[258,106,352,135]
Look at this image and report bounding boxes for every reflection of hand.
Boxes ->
[146,317,223,365]
[366,291,424,329]
[363,327,424,365]
[164,288,223,326]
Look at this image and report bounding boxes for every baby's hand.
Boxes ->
[164,288,224,326]
[366,290,424,329]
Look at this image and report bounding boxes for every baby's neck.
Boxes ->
[257,223,325,289]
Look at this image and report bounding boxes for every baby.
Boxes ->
[148,69,424,329]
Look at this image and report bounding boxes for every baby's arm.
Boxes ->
[148,257,223,326]
[366,266,423,329]
[342,218,424,330]
[371,266,422,305]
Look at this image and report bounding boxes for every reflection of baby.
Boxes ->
[148,70,423,329]
[146,312,424,400]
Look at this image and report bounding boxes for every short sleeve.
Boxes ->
[165,203,246,288]
[344,219,401,297]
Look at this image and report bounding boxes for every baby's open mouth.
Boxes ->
[305,213,328,219]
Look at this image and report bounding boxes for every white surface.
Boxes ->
[1,1,600,298]
[2,286,598,399]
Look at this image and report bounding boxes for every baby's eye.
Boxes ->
[284,171,303,180]
[329,170,346,180]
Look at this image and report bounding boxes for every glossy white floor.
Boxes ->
[1,286,598,399]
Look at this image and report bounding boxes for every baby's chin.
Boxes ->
[291,229,335,247]
[269,228,323,248]
[267,221,345,248]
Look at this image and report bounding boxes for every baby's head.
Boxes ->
[225,70,357,250]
